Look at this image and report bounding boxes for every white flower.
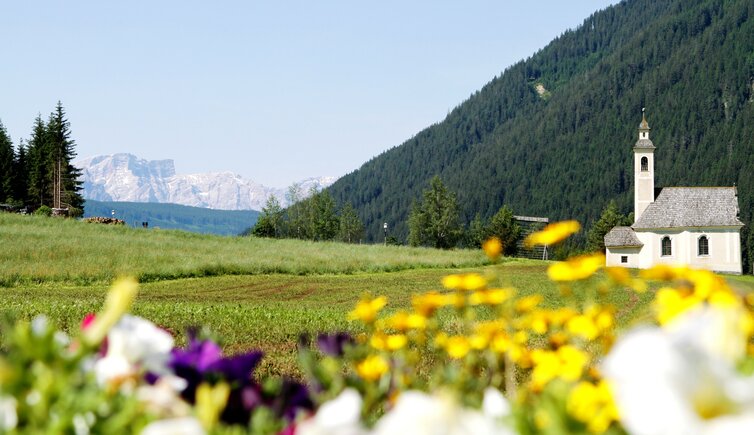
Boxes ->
[603,305,754,435]
[0,396,18,431]
[140,417,205,435]
[373,390,514,435]
[297,388,366,435]
[94,315,174,385]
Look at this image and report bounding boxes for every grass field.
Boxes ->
[3,213,754,378]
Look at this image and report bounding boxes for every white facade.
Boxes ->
[605,113,743,274]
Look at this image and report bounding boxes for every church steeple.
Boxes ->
[633,109,655,223]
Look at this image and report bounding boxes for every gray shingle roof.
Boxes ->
[633,187,744,229]
[604,226,643,248]
[634,138,655,149]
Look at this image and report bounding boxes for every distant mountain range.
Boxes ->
[76,153,336,211]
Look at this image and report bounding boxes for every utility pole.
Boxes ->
[383,222,388,246]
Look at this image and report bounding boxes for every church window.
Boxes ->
[621,256,628,264]
[641,156,648,171]
[698,235,709,256]
[661,236,672,256]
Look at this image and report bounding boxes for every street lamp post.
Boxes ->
[383,222,388,246]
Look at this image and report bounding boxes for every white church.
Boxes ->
[604,112,744,274]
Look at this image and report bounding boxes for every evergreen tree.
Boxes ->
[11,141,29,205]
[285,183,306,239]
[465,213,487,248]
[309,189,339,241]
[408,176,462,249]
[0,120,13,202]
[338,202,364,243]
[26,116,49,207]
[46,102,84,211]
[586,201,632,253]
[487,205,522,256]
[252,195,284,238]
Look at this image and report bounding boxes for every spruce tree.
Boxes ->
[46,102,84,211]
[487,205,522,256]
[408,176,462,249]
[26,115,50,207]
[586,201,632,253]
[0,120,14,202]
[11,141,29,206]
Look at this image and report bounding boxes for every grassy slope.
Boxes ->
[0,213,495,286]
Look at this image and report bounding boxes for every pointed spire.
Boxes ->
[639,108,650,130]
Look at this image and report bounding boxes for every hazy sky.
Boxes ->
[1,1,617,188]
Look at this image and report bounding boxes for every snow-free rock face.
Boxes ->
[76,153,336,211]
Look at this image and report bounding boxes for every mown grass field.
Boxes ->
[3,212,754,377]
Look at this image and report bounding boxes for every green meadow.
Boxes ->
[3,212,754,377]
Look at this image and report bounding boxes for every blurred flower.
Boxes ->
[356,355,389,381]
[141,417,205,435]
[348,296,388,324]
[94,315,174,387]
[524,220,580,247]
[196,382,230,430]
[372,390,514,435]
[0,396,17,431]
[567,380,619,433]
[383,311,427,332]
[469,288,514,306]
[547,253,605,282]
[603,305,754,435]
[530,345,589,391]
[370,333,408,351]
[297,388,366,435]
[445,336,471,359]
[83,277,138,346]
[483,237,503,261]
[412,291,451,317]
[316,333,354,357]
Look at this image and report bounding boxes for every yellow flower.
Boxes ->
[442,273,486,291]
[524,220,581,247]
[605,266,630,284]
[654,287,702,325]
[516,294,543,312]
[530,345,589,391]
[445,335,471,359]
[348,296,387,324]
[412,291,449,316]
[567,315,599,341]
[547,253,605,282]
[196,382,230,430]
[468,288,514,306]
[370,333,408,351]
[483,237,503,261]
[83,277,139,346]
[385,311,427,331]
[356,355,389,381]
[567,380,619,433]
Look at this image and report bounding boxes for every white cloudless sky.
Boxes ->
[1,1,618,188]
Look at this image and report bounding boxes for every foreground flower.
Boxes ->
[141,417,205,435]
[296,388,366,435]
[483,237,503,261]
[348,296,388,324]
[94,315,174,386]
[603,305,754,434]
[524,220,580,247]
[83,277,138,346]
[547,253,605,282]
[372,390,514,435]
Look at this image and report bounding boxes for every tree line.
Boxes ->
[0,102,84,215]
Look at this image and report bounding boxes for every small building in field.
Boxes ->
[604,112,743,274]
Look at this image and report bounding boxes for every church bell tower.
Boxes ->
[634,109,655,223]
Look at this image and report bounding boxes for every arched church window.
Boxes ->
[641,156,648,172]
[698,235,709,256]
[661,236,672,256]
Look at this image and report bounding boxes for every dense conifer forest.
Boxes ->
[0,102,84,214]
[326,0,754,267]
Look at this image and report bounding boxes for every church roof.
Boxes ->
[633,187,744,229]
[634,138,655,149]
[604,226,643,248]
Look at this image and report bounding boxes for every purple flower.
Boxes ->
[316,332,353,357]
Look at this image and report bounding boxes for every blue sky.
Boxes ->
[1,1,617,187]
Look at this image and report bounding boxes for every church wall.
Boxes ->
[634,227,742,274]
[605,247,641,267]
